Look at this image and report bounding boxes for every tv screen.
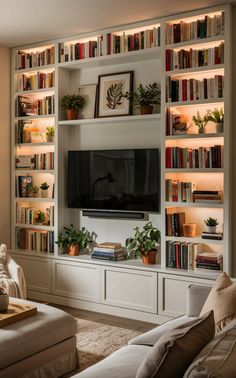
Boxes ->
[67,149,159,213]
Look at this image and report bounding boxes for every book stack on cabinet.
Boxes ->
[91,242,126,261]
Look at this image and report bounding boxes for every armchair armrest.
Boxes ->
[187,284,211,317]
[6,256,26,299]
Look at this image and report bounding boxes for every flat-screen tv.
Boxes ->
[67,149,159,213]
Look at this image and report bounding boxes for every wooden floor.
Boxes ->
[52,303,156,333]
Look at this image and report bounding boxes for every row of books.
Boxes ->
[16,205,54,226]
[106,27,160,55]
[16,153,54,170]
[165,145,223,169]
[166,42,224,71]
[166,241,201,270]
[91,242,126,261]
[195,251,223,271]
[15,71,55,92]
[201,231,223,240]
[166,75,224,103]
[16,95,55,117]
[165,109,188,135]
[165,179,196,202]
[59,40,101,63]
[166,212,186,237]
[16,47,55,70]
[16,228,54,253]
[15,120,49,144]
[166,12,224,45]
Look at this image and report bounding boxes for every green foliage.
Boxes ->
[207,108,224,123]
[106,82,123,109]
[0,286,5,295]
[192,111,209,129]
[56,224,93,249]
[40,182,49,190]
[123,82,161,108]
[27,184,39,194]
[125,222,160,259]
[204,217,219,226]
[61,94,85,110]
[35,210,46,224]
[46,126,55,137]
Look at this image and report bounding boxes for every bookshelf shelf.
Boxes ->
[15,198,55,203]
[165,98,224,108]
[165,201,224,208]
[165,168,224,173]
[15,115,55,121]
[165,235,223,245]
[166,35,224,49]
[166,65,224,77]
[14,64,55,74]
[15,223,54,231]
[15,87,55,96]
[15,169,55,174]
[17,142,55,147]
[166,133,223,140]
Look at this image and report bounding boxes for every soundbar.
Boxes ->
[82,209,145,219]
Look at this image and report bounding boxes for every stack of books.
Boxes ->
[91,242,126,261]
[201,231,223,240]
[195,252,223,272]
[193,190,222,204]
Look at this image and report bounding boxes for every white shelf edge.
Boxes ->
[15,223,54,231]
[59,113,161,125]
[166,64,224,77]
[15,114,55,121]
[166,35,224,49]
[15,169,55,174]
[165,236,223,244]
[16,142,55,147]
[15,197,55,203]
[14,64,55,74]
[165,201,224,208]
[166,133,224,139]
[15,87,55,95]
[9,249,54,257]
[165,168,224,173]
[165,98,224,107]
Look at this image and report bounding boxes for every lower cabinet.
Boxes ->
[11,254,52,294]
[158,273,213,318]
[52,259,100,303]
[101,266,157,313]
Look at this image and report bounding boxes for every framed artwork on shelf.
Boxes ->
[78,84,97,119]
[97,71,133,117]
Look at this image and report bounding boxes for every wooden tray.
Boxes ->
[0,301,37,327]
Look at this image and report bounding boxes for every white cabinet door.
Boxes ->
[52,259,100,303]
[158,273,213,318]
[10,254,52,294]
[101,266,157,313]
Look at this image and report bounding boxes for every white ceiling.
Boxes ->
[1,0,235,47]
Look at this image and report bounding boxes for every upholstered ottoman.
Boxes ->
[0,297,78,378]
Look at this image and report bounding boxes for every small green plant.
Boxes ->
[0,286,5,295]
[125,222,160,259]
[56,224,93,249]
[207,108,224,123]
[123,82,161,108]
[192,111,210,130]
[46,126,55,137]
[40,182,50,190]
[35,210,46,224]
[61,94,85,110]
[204,217,219,227]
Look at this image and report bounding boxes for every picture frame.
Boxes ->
[78,84,97,119]
[97,71,133,117]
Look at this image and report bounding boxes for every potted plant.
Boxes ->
[56,224,93,256]
[61,94,86,120]
[204,217,219,233]
[123,82,161,115]
[207,108,224,133]
[40,182,50,198]
[125,222,160,264]
[27,184,39,198]
[35,210,46,225]
[46,126,55,142]
[0,286,9,312]
[192,111,210,134]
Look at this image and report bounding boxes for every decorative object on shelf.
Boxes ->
[172,114,188,135]
[207,108,224,133]
[0,286,9,312]
[183,223,196,237]
[97,71,133,117]
[123,82,161,115]
[46,126,55,142]
[125,222,160,264]
[78,84,97,119]
[204,217,219,233]
[56,224,93,256]
[26,184,39,198]
[35,210,46,225]
[192,111,210,134]
[40,182,50,198]
[61,94,86,120]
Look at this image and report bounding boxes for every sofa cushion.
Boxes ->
[184,319,236,377]
[0,297,78,369]
[136,311,215,378]
[200,272,236,332]
[129,315,197,346]
[74,345,151,378]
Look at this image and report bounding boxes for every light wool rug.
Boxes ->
[68,318,141,375]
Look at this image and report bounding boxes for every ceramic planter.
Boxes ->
[66,109,78,120]
[41,189,48,198]
[216,122,224,133]
[206,225,216,233]
[0,293,9,312]
[140,105,153,115]
[67,244,80,256]
[141,249,157,264]
[46,135,54,143]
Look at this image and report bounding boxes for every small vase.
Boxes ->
[141,249,157,264]
[140,105,153,115]
[206,225,216,233]
[66,109,78,120]
[46,135,54,143]
[41,189,48,198]
[198,128,205,134]
[67,245,80,256]
[216,122,224,133]
[0,293,9,312]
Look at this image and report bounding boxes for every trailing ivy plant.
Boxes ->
[125,222,160,259]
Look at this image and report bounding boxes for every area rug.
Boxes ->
[67,318,142,376]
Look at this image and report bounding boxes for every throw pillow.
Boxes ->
[200,272,236,332]
[136,310,215,378]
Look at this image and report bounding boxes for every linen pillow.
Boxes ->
[136,310,215,378]
[200,272,236,332]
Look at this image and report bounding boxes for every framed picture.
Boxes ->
[78,84,97,119]
[97,71,133,117]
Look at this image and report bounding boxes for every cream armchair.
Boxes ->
[6,255,26,299]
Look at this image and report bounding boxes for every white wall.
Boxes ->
[0,47,10,246]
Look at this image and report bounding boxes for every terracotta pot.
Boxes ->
[66,109,78,120]
[141,249,157,264]
[198,128,205,134]
[67,244,80,256]
[140,105,153,115]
